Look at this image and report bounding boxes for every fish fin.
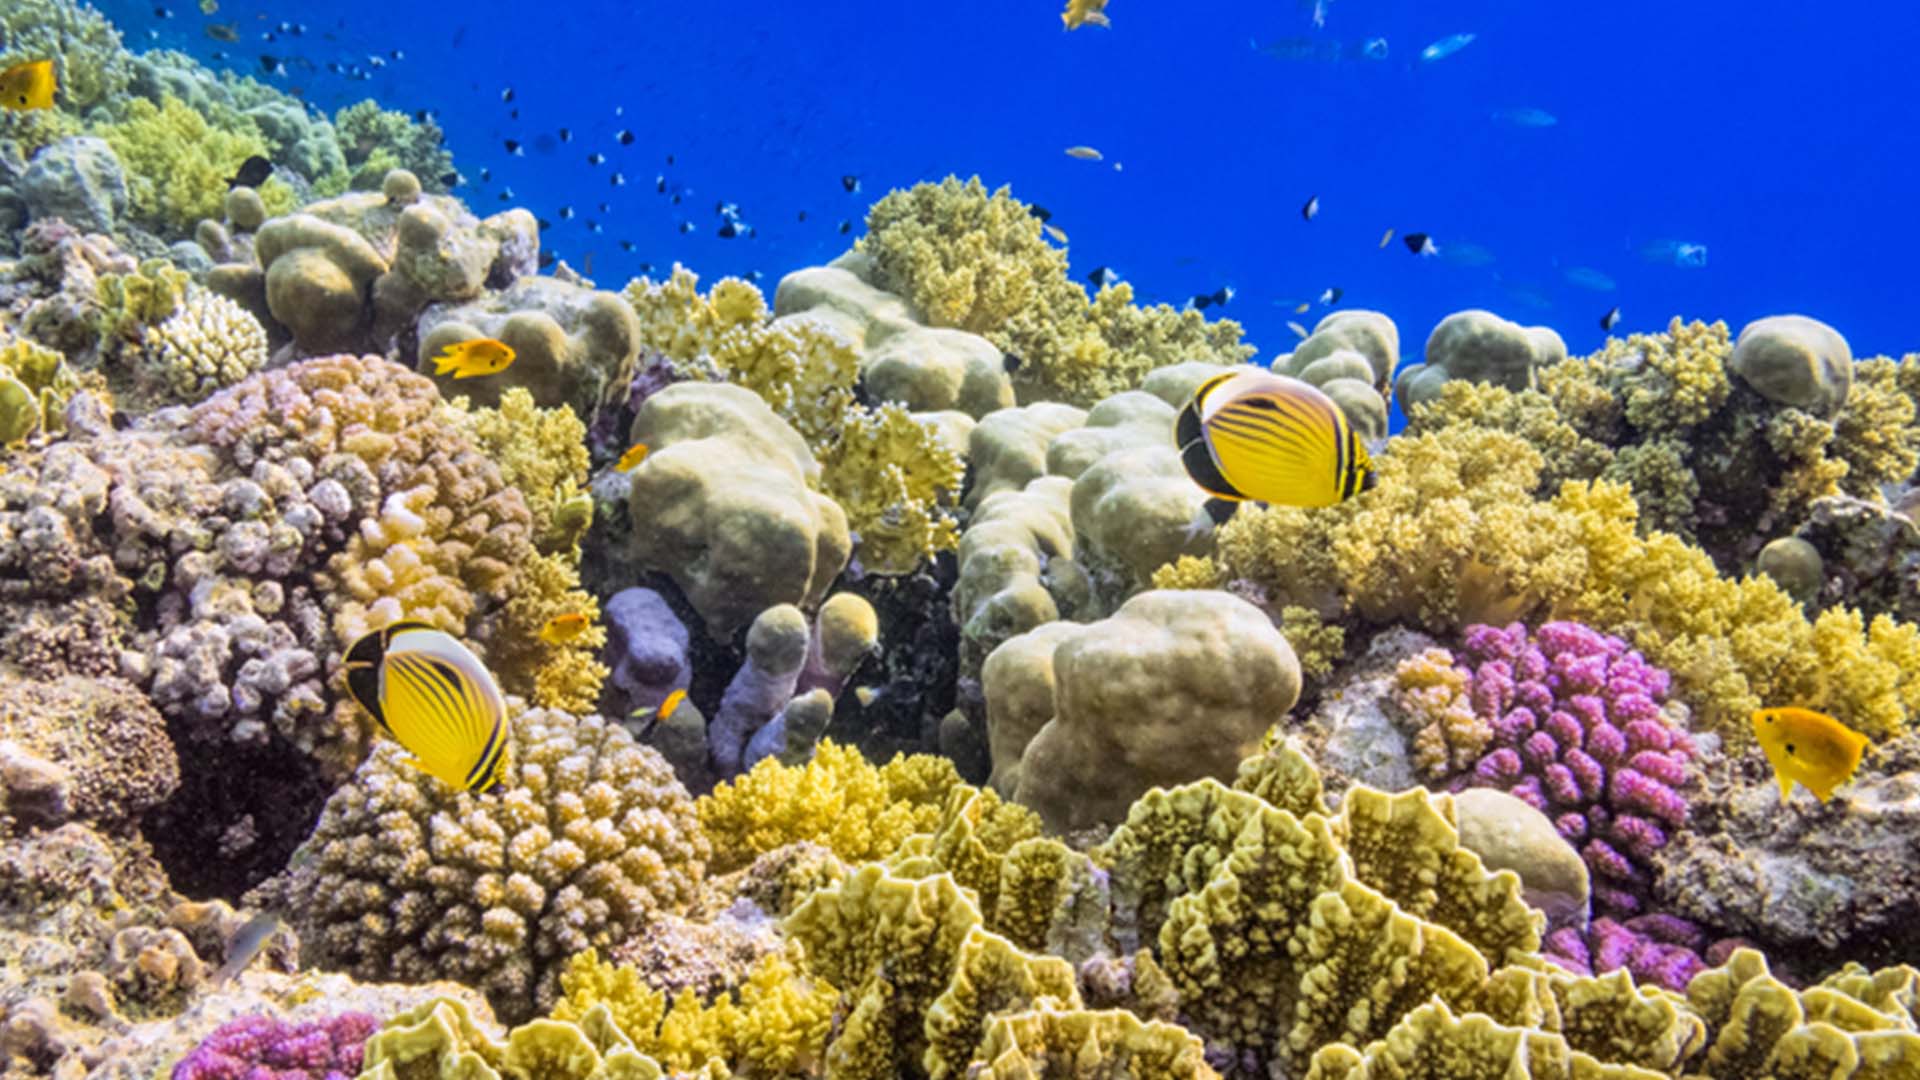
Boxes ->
[1776,773,1794,804]
[1179,436,1244,501]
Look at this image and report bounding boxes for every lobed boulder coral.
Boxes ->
[419,273,640,417]
[984,589,1301,832]
[257,707,710,1023]
[1394,308,1567,414]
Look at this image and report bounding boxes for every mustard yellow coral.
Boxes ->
[697,740,967,873]
[553,947,836,1076]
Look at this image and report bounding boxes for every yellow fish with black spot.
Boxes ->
[343,620,510,795]
[1752,706,1870,804]
[430,338,515,379]
[1176,369,1376,511]
[0,60,57,112]
[538,611,591,645]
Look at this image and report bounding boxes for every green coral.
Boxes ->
[93,259,189,345]
[98,95,269,234]
[859,176,1253,407]
[0,337,93,442]
[334,99,453,193]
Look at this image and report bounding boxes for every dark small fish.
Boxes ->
[1086,266,1121,289]
[390,48,403,59]
[670,193,681,205]
[504,139,523,156]
[498,190,511,202]
[598,201,610,213]
[154,6,173,18]
[1600,306,1621,332]
[1301,194,1320,221]
[1003,352,1024,374]
[509,108,519,120]
[666,153,675,166]
[797,210,807,222]
[1028,204,1053,223]
[538,251,557,269]
[558,127,572,143]
[206,22,239,42]
[617,129,635,145]
[1318,286,1343,306]
[654,175,666,193]
[639,261,656,274]
[440,170,461,187]
[501,86,514,102]
[841,174,861,193]
[559,206,574,220]
[717,221,742,239]
[586,220,603,234]
[226,155,273,189]
[537,217,552,231]
[587,152,605,166]
[479,167,492,182]
[746,270,763,283]
[1403,232,1438,256]
[1190,286,1234,310]
[619,240,636,252]
[259,54,284,75]
[610,172,625,187]
[678,221,695,234]
[838,219,852,234]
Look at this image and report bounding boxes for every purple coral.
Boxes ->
[1452,622,1697,920]
[170,1013,380,1080]
[1544,915,1707,992]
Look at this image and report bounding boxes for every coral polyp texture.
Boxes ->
[257,707,709,1022]
[170,1012,380,1080]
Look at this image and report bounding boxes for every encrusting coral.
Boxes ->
[257,707,710,1023]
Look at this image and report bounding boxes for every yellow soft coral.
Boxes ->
[452,387,593,553]
[1834,356,1920,498]
[1200,423,1920,742]
[818,402,964,574]
[98,96,270,234]
[697,740,967,873]
[859,176,1252,407]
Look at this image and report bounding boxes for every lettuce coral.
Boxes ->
[858,176,1253,407]
[99,96,269,235]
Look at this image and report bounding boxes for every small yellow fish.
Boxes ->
[1043,224,1068,244]
[1752,706,1871,804]
[1378,227,1396,249]
[854,686,877,707]
[659,687,687,721]
[1060,0,1111,30]
[1065,145,1104,161]
[631,687,688,739]
[538,611,591,645]
[0,60,56,112]
[1293,302,1311,314]
[343,621,510,795]
[614,442,650,472]
[431,338,516,379]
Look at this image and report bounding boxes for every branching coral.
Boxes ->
[171,1012,380,1080]
[819,402,964,575]
[260,707,709,1022]
[98,95,270,235]
[333,99,453,193]
[135,287,268,406]
[858,176,1252,407]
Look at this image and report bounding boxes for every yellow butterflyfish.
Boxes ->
[343,621,510,795]
[1752,706,1870,804]
[430,338,515,379]
[614,442,649,472]
[0,60,56,112]
[1176,370,1375,510]
[1060,0,1110,30]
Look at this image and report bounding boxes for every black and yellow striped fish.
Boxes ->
[1175,370,1376,508]
[343,620,511,795]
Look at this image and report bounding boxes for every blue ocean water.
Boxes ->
[113,0,1915,367]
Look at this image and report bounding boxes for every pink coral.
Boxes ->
[1448,622,1697,920]
[170,1013,378,1080]
[1544,915,1706,993]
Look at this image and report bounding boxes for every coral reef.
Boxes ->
[257,707,709,1022]
[1394,308,1567,413]
[98,96,269,235]
[858,176,1253,407]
